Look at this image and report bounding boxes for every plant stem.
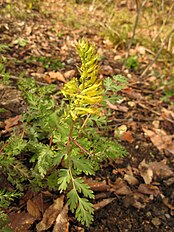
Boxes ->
[140,26,174,79]
[67,122,80,196]
[123,0,148,67]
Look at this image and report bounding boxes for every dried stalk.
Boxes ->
[140,26,174,79]
[123,0,148,67]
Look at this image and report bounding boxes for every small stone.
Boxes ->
[128,101,136,107]
[165,214,170,219]
[146,211,151,217]
[151,217,161,226]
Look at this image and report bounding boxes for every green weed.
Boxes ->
[125,56,139,71]
[26,56,64,71]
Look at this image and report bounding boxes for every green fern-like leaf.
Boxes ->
[67,185,94,227]
[4,136,27,156]
[58,169,71,192]
[74,178,94,199]
[71,155,94,175]
[0,190,21,208]
[13,160,30,178]
[67,188,78,213]
[76,197,94,227]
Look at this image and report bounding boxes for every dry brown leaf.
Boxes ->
[45,71,66,83]
[27,199,42,219]
[135,45,146,55]
[5,115,22,131]
[84,179,109,192]
[112,168,127,175]
[72,226,84,232]
[123,192,149,209]
[166,142,174,156]
[143,128,174,154]
[8,211,35,232]
[100,65,113,75]
[138,159,153,184]
[161,107,174,119]
[53,203,69,232]
[138,184,160,196]
[163,176,174,186]
[149,160,173,180]
[163,197,174,210]
[121,131,134,143]
[106,100,128,112]
[122,87,142,99]
[64,69,76,79]
[36,195,64,231]
[111,178,132,195]
[94,198,115,211]
[124,174,139,185]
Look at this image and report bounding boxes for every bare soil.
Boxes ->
[0,1,174,231]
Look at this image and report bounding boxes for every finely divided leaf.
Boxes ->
[76,197,94,227]
[74,178,94,199]
[58,169,71,192]
[72,156,94,175]
[67,189,78,213]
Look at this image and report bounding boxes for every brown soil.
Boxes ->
[0,1,174,232]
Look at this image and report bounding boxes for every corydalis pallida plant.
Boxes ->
[0,39,127,228]
[61,39,103,120]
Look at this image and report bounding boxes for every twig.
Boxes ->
[152,2,174,43]
[140,26,174,79]
[137,102,174,124]
[70,137,92,156]
[123,0,148,67]
[99,22,120,38]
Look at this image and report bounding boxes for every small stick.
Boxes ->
[140,26,174,79]
[123,0,148,68]
[70,137,92,156]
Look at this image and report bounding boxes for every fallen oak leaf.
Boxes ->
[110,178,132,195]
[123,192,149,209]
[5,115,22,131]
[122,87,142,99]
[84,179,110,192]
[143,128,174,153]
[94,198,115,211]
[27,199,42,220]
[8,211,35,232]
[121,130,134,143]
[149,159,173,180]
[138,159,153,184]
[106,100,128,112]
[36,195,64,231]
[124,174,139,185]
[137,184,160,196]
[45,71,66,83]
[64,70,76,79]
[53,203,69,232]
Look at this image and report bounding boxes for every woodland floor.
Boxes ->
[0,1,174,232]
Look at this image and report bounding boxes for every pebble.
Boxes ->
[151,217,161,226]
[146,211,152,217]
[165,214,171,219]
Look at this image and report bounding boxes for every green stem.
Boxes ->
[67,122,76,190]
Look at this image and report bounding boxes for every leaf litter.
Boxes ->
[1,0,174,231]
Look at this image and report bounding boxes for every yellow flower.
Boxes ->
[61,39,103,120]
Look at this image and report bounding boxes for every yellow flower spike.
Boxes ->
[61,39,103,120]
